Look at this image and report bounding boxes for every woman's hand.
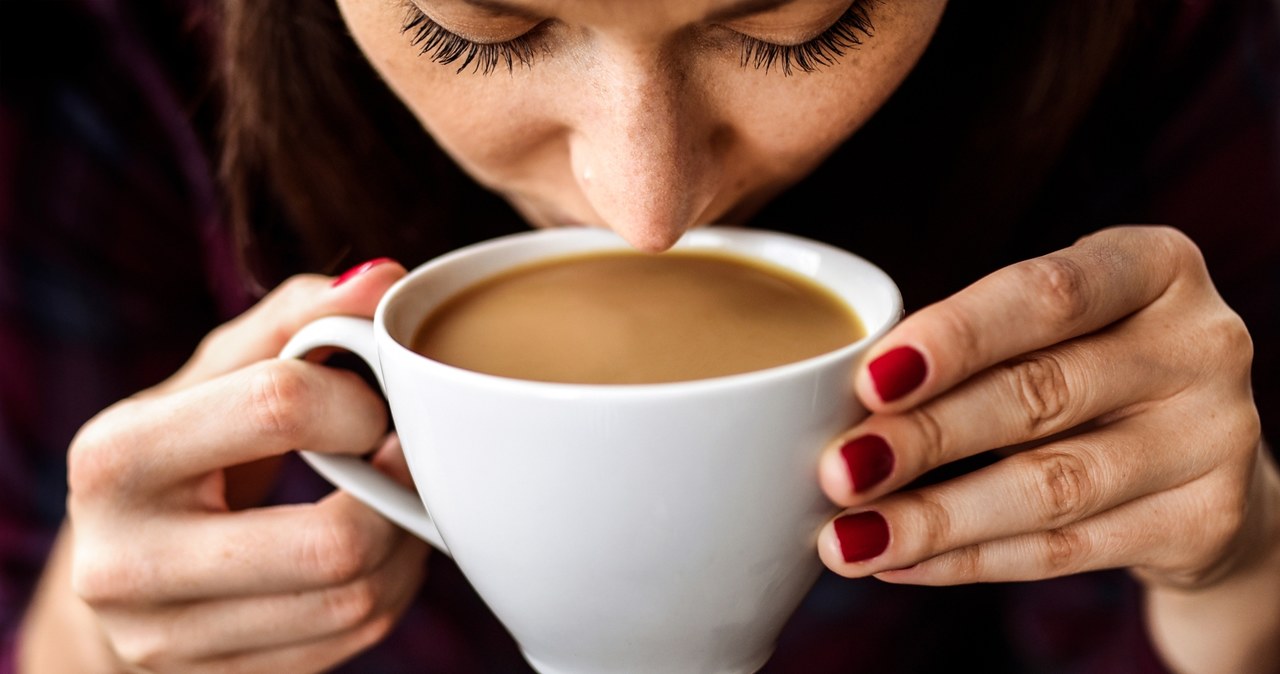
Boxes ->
[28,260,430,674]
[816,226,1280,673]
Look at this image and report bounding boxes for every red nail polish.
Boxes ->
[867,346,927,403]
[834,511,890,563]
[332,257,394,287]
[841,434,894,493]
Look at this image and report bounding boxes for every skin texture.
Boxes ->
[18,1,1280,673]
[25,265,430,674]
[818,227,1280,673]
[338,0,945,251]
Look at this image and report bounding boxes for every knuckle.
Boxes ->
[1151,226,1206,272]
[194,320,234,357]
[941,544,984,581]
[1211,397,1264,469]
[1198,476,1250,555]
[900,491,954,552]
[1024,256,1091,330]
[72,551,142,607]
[246,360,315,441]
[1138,475,1254,589]
[301,512,373,585]
[323,578,382,630]
[1042,526,1089,575]
[111,640,155,670]
[1205,309,1254,378]
[110,628,171,671]
[932,304,983,371]
[1025,450,1094,526]
[350,611,399,654]
[1211,497,1248,549]
[1006,354,1072,434]
[1233,406,1263,458]
[69,560,107,605]
[907,406,948,466]
[66,407,135,498]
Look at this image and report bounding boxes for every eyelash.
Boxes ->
[401,5,540,75]
[739,1,877,75]
[399,1,877,76]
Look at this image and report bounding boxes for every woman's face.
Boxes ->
[337,0,947,251]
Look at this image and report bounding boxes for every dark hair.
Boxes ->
[218,1,1161,292]
[219,0,525,292]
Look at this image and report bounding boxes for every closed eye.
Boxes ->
[401,3,542,75]
[399,0,878,77]
[736,0,878,75]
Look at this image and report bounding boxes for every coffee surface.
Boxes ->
[409,250,864,384]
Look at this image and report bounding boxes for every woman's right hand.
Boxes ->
[55,259,430,673]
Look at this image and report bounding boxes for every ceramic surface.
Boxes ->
[280,227,902,674]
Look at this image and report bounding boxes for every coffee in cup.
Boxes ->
[409,249,866,385]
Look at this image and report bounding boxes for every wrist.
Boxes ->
[1142,441,1280,674]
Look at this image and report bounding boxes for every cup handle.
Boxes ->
[279,316,451,555]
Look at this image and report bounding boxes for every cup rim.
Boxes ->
[374,226,903,395]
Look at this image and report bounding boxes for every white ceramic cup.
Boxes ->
[279,226,901,674]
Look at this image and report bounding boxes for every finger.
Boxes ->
[820,310,1190,504]
[162,259,405,392]
[171,603,409,674]
[368,433,414,490]
[104,530,428,664]
[817,409,1209,577]
[192,585,419,674]
[73,358,389,493]
[73,491,408,604]
[867,471,1233,586]
[855,226,1200,409]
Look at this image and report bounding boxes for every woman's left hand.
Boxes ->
[817,226,1279,598]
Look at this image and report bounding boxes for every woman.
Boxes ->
[3,0,1278,672]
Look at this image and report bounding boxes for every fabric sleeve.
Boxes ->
[0,2,235,668]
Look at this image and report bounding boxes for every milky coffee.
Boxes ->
[409,249,864,384]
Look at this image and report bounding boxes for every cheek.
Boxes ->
[402,79,558,182]
[726,83,872,178]
[715,71,903,189]
[717,3,944,181]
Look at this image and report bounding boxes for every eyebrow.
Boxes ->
[454,0,794,22]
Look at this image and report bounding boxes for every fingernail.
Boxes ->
[867,346,927,403]
[332,257,394,287]
[834,511,890,563]
[841,434,895,493]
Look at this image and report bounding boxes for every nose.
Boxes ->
[569,52,720,252]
